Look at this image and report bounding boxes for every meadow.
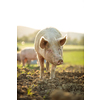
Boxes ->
[17,42,84,67]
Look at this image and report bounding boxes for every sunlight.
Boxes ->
[17,0,84,33]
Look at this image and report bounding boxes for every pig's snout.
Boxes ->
[57,59,63,65]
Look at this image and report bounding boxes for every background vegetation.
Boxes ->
[17,26,84,67]
[17,36,84,45]
[17,43,84,67]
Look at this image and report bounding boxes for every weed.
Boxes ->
[43,96,45,99]
[27,87,33,96]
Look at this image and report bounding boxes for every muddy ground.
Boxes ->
[17,65,84,100]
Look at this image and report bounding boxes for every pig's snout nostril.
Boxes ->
[58,59,63,64]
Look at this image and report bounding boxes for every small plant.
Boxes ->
[33,84,37,87]
[43,96,45,99]
[17,73,20,77]
[22,71,25,74]
[47,90,50,94]
[27,72,31,75]
[33,70,35,73]
[27,87,33,96]
[17,64,22,68]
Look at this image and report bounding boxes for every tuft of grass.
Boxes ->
[22,71,26,74]
[17,73,20,77]
[47,90,50,94]
[17,64,22,68]
[27,72,31,75]
[27,87,33,96]
[43,96,45,99]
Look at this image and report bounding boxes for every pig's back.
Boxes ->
[35,27,62,51]
[21,47,36,59]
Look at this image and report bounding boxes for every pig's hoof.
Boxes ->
[40,76,42,79]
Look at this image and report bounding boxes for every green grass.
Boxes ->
[17,64,22,68]
[17,42,84,67]
[27,87,33,96]
[17,42,34,50]
[63,45,84,51]
[17,63,39,69]
[17,50,84,70]
[63,51,84,66]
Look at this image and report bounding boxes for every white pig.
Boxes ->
[34,27,67,79]
[20,47,37,66]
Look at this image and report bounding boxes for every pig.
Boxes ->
[34,27,67,79]
[17,52,21,64]
[20,47,38,66]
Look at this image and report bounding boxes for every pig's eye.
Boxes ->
[48,49,52,52]
[58,48,61,51]
[58,48,62,54]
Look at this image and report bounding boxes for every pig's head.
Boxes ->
[39,35,67,65]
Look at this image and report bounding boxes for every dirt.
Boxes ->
[17,66,84,100]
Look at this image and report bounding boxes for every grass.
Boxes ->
[17,42,34,50]
[63,45,84,51]
[17,64,23,69]
[17,51,84,70]
[17,64,39,70]
[17,42,84,68]
[27,87,33,96]
[63,51,84,66]
[53,50,84,71]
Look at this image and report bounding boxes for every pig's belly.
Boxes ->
[26,55,35,60]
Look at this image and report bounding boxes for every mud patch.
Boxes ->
[17,66,84,100]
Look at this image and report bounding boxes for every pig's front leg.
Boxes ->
[22,58,26,67]
[37,54,44,79]
[46,61,49,72]
[50,65,56,79]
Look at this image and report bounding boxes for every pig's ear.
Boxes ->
[39,36,48,49]
[57,35,67,46]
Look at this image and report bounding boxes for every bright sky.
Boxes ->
[17,0,84,33]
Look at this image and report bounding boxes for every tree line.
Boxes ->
[66,36,84,45]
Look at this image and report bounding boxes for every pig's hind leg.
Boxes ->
[21,58,26,67]
[46,61,49,72]
[37,54,44,79]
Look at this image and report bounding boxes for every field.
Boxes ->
[63,51,84,66]
[17,43,84,100]
[17,42,84,66]
[17,42,84,51]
